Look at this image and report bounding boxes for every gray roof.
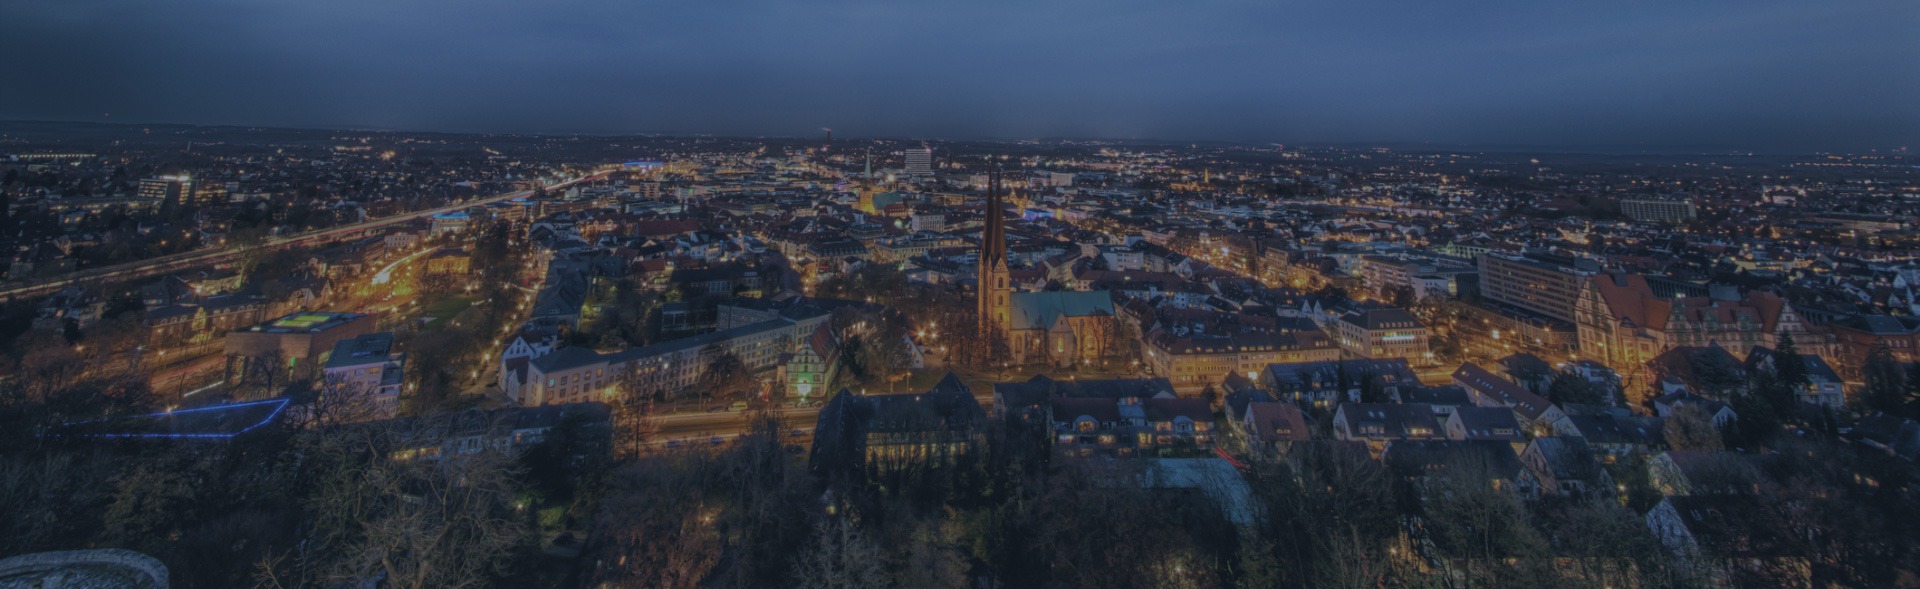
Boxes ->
[325,332,396,369]
[1383,439,1524,480]
[1339,307,1421,330]
[1451,407,1523,441]
[1008,291,1115,330]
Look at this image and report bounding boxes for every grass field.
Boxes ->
[416,296,473,331]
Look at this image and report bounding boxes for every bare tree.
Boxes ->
[693,347,754,402]
[233,348,291,401]
[256,422,535,589]
[611,369,660,461]
[288,378,386,429]
[791,518,888,589]
[1664,404,1725,452]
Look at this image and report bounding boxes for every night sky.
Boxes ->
[3,0,1916,150]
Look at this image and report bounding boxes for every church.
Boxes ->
[976,170,1120,367]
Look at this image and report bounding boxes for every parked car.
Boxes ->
[708,406,728,413]
[729,401,749,412]
[709,436,726,446]
[666,440,683,448]
[789,429,807,437]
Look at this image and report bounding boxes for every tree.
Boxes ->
[1356,366,1389,404]
[1386,285,1416,308]
[256,423,536,589]
[692,347,755,402]
[1429,328,1465,364]
[1774,331,1809,388]
[1420,455,1552,586]
[791,518,889,589]
[1687,349,1745,399]
[1547,371,1604,406]
[234,349,292,401]
[1098,317,1145,368]
[843,322,912,394]
[292,379,385,429]
[1861,344,1907,417]
[1664,403,1725,452]
[100,458,201,555]
[611,373,660,461]
[582,458,723,588]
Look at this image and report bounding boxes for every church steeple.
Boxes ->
[856,149,878,214]
[978,168,1010,337]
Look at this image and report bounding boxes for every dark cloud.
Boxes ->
[2,0,1915,150]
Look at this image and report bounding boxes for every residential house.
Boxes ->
[1519,436,1612,497]
[1331,403,1443,454]
[1551,413,1667,460]
[1453,362,1564,430]
[1241,401,1311,457]
[1645,495,1809,585]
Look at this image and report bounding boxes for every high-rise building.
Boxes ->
[1619,199,1696,223]
[905,147,933,177]
[191,180,228,206]
[978,169,1010,337]
[139,175,193,209]
[1477,253,1594,323]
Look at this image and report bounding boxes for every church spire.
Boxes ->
[857,148,877,214]
[978,167,1010,337]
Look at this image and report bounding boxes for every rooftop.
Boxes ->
[248,312,367,334]
[326,332,398,369]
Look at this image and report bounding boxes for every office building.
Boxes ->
[1620,199,1697,223]
[138,175,193,209]
[1477,253,1594,323]
[905,147,933,177]
[1333,308,1434,365]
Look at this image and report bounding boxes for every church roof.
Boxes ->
[1007,291,1115,331]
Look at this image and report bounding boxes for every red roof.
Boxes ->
[1247,402,1310,442]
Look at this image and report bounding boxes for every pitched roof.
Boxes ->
[1560,413,1665,447]
[1382,439,1524,480]
[1007,291,1115,330]
[1450,407,1523,442]
[529,346,605,373]
[1052,397,1124,423]
[1246,402,1310,442]
[1335,403,1441,439]
[1527,436,1604,482]
[1452,362,1554,420]
[1144,397,1211,422]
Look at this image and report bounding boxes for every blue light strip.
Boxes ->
[49,398,291,439]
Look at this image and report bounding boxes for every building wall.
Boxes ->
[1478,254,1589,323]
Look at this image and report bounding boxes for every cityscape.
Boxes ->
[2,1,1919,589]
